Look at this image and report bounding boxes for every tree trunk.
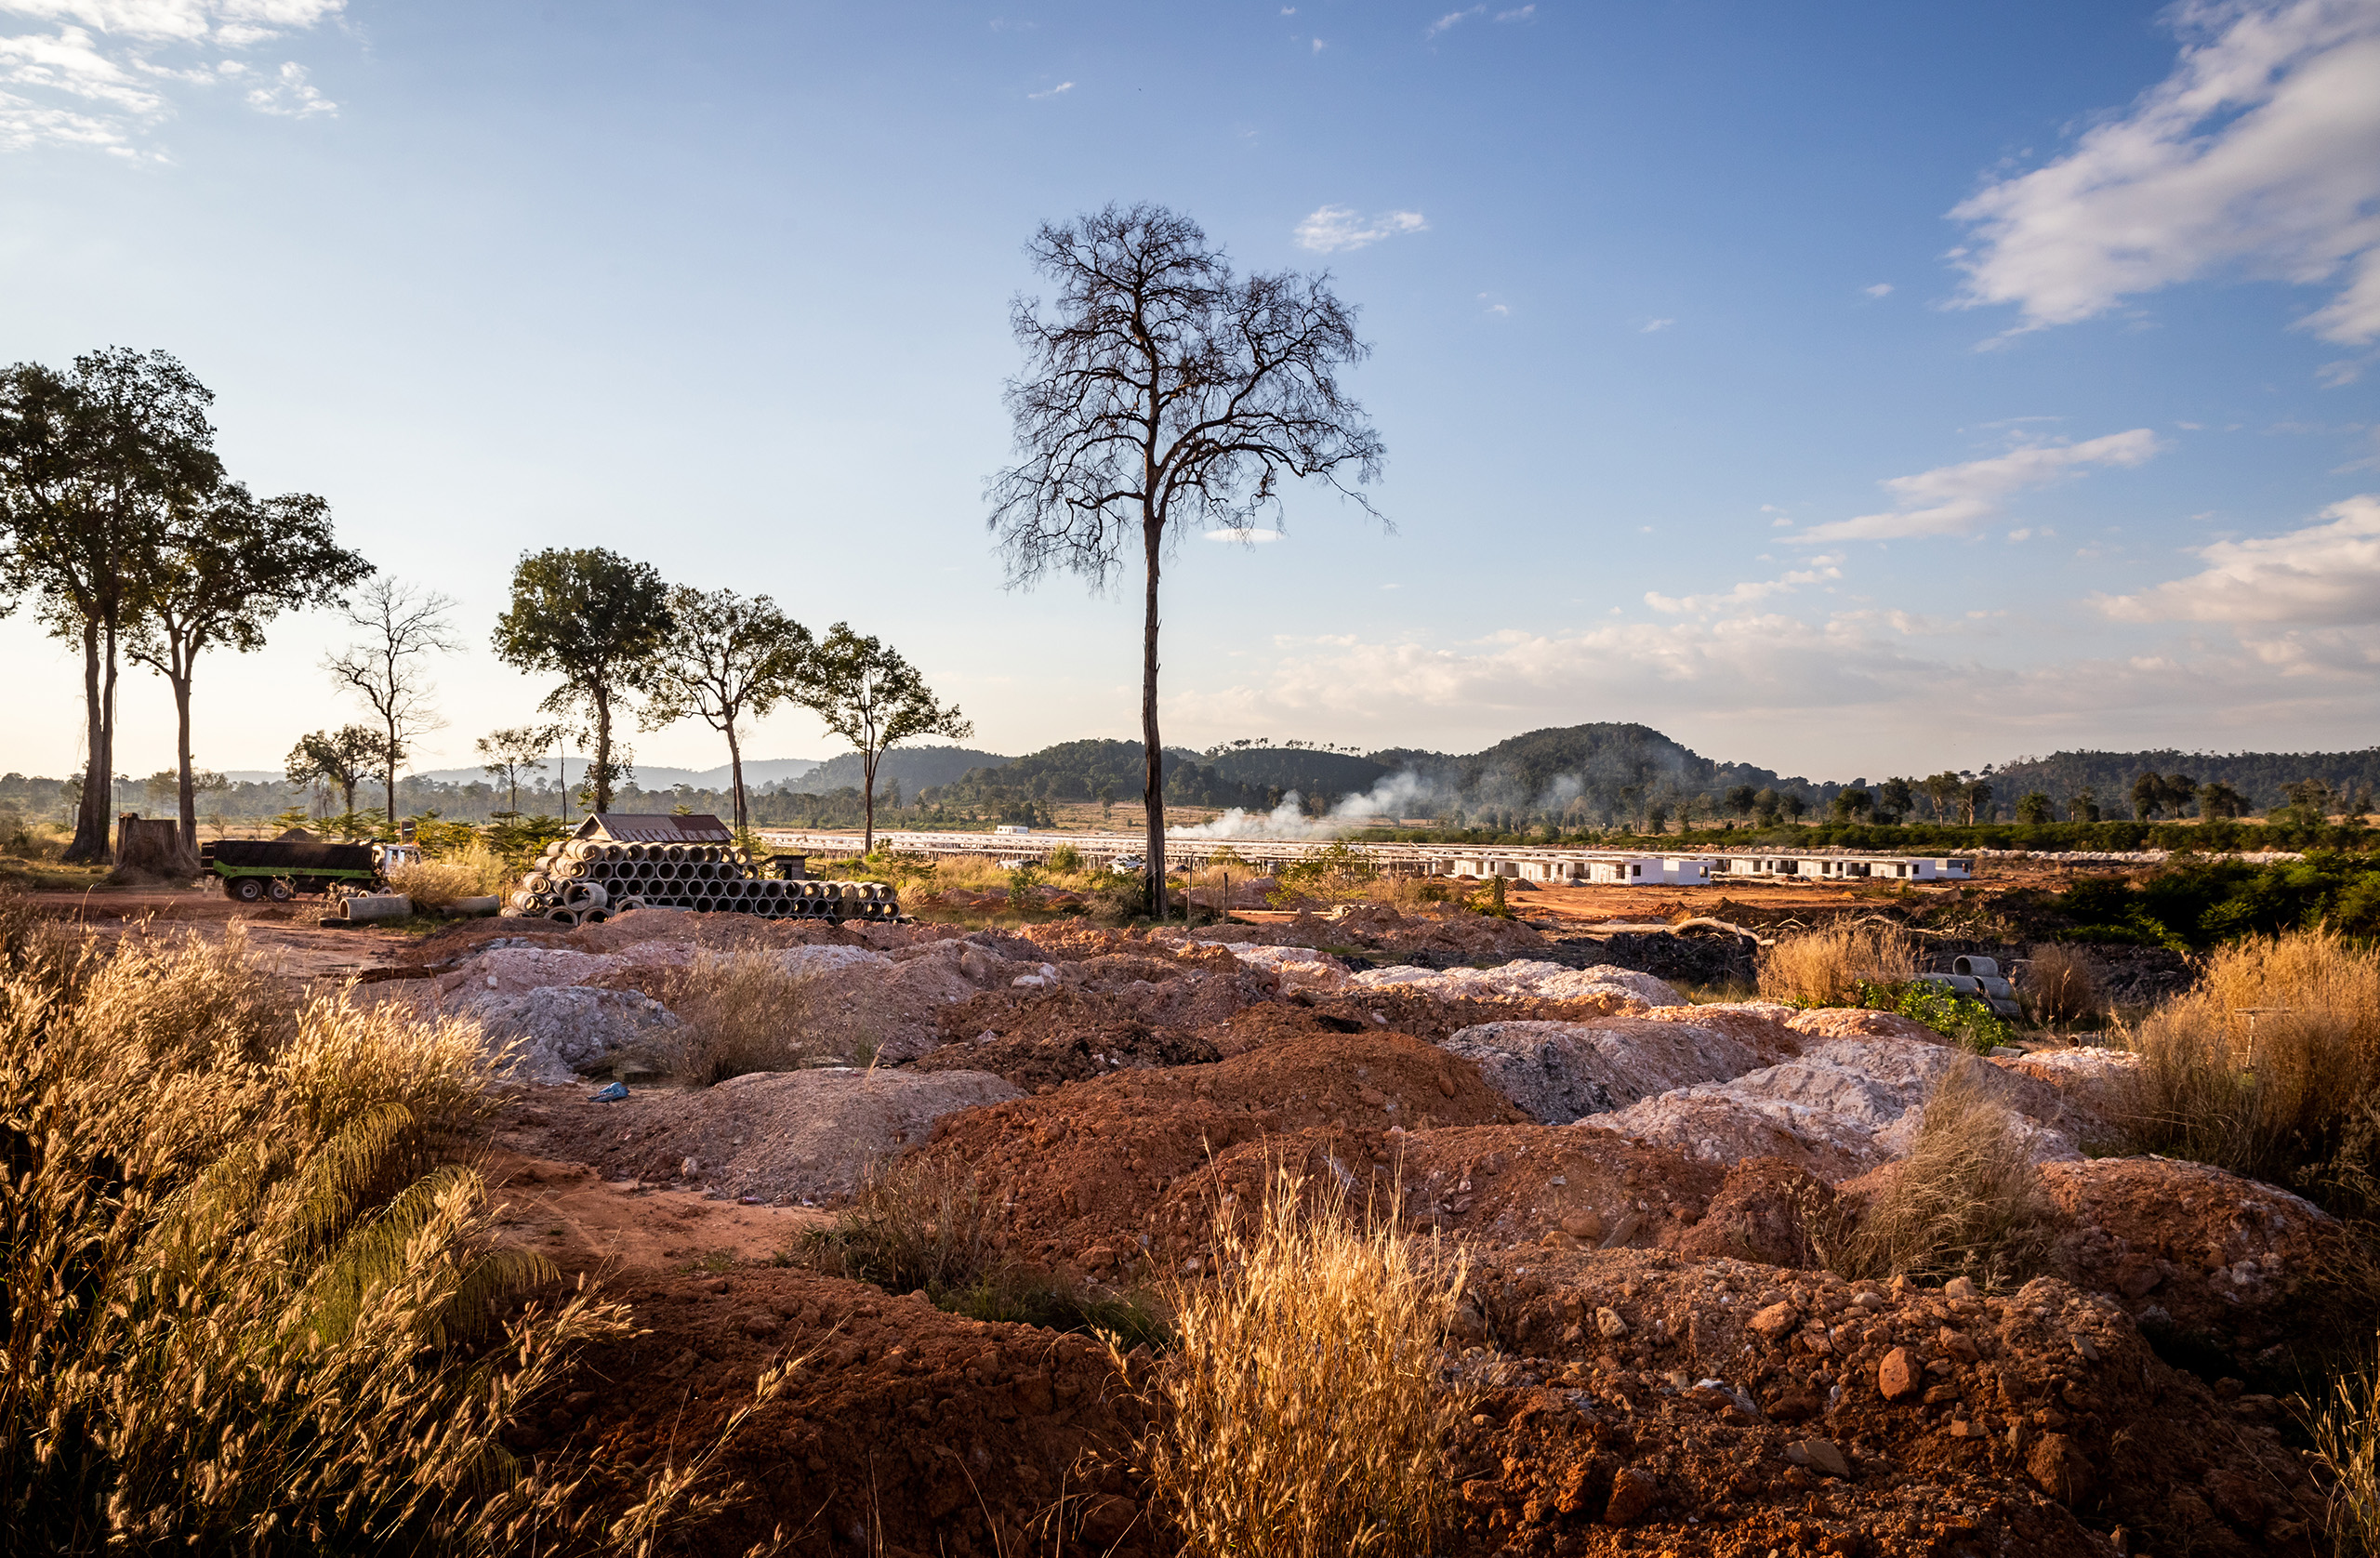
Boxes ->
[342,778,358,818]
[1142,520,1166,921]
[591,686,613,814]
[385,716,401,838]
[861,746,877,855]
[172,664,196,852]
[726,720,747,832]
[65,620,109,863]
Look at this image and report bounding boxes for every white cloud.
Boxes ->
[1640,317,1674,332]
[1311,36,1324,52]
[2095,495,2380,670]
[1790,429,2162,544]
[1644,558,1843,614]
[1203,527,1284,544]
[1293,205,1427,253]
[1496,5,1535,19]
[1026,80,1073,99]
[0,0,338,150]
[1426,5,1482,38]
[1950,0,2380,346]
[1864,282,1893,297]
[241,54,321,113]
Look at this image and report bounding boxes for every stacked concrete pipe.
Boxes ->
[500,837,899,927]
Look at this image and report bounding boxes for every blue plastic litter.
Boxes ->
[589,1081,628,1102]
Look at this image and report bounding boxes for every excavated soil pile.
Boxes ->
[917,988,1222,1090]
[919,1029,1527,1274]
[499,1068,1021,1203]
[559,1267,1157,1558]
[1439,1248,2322,1557]
[1163,904,1551,961]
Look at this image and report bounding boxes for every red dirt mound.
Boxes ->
[920,1029,1526,1274]
[1446,1249,2324,1556]
[913,996,1222,1090]
[559,1268,1155,1558]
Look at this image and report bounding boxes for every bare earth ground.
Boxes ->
[18,872,2330,1557]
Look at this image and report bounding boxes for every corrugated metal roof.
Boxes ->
[574,813,735,842]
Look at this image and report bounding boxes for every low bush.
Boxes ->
[1811,1059,2057,1290]
[1124,1168,1469,1558]
[386,838,513,908]
[1858,979,2017,1055]
[1759,922,1919,1008]
[2120,928,2380,1209]
[662,947,822,1084]
[2022,943,2106,1027]
[1267,841,1379,908]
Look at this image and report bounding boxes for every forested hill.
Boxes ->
[920,740,1276,811]
[776,746,1010,794]
[1372,723,1829,813]
[1989,748,2380,810]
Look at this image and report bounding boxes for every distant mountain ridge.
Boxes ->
[1989,748,2380,810]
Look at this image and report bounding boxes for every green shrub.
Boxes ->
[1858,979,2017,1054]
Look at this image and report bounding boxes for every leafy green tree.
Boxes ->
[1724,784,1758,818]
[1830,786,1874,824]
[2016,791,2053,825]
[128,483,370,852]
[1878,776,1915,819]
[988,203,1384,918]
[1922,772,1964,822]
[0,349,221,862]
[1962,780,1994,825]
[2069,786,2101,823]
[2200,780,2247,820]
[287,725,385,820]
[789,624,972,853]
[2131,772,2167,820]
[640,587,812,831]
[1779,792,1808,824]
[491,548,673,817]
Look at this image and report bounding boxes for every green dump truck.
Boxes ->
[198,838,407,903]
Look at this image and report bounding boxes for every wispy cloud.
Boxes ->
[1789,429,2162,544]
[0,0,341,152]
[1294,204,1426,253]
[1026,80,1073,99]
[1204,528,1284,544]
[1644,558,1844,614]
[1864,282,1893,298]
[1496,5,1536,20]
[1640,317,1674,333]
[1426,5,1482,38]
[1950,0,2380,347]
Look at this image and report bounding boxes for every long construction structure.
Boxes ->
[752,825,1972,886]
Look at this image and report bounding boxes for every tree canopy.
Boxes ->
[790,623,971,853]
[491,548,674,816]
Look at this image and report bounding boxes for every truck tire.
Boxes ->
[231,877,266,904]
[268,878,295,902]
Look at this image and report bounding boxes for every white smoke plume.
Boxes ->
[1173,770,1443,840]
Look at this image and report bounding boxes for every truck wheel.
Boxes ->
[231,878,266,904]
[268,878,295,902]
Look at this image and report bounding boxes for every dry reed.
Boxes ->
[386,839,512,908]
[1757,921,1920,1008]
[1810,1059,2056,1290]
[662,947,822,1084]
[0,894,785,1553]
[2022,943,2106,1028]
[2310,1336,2380,1556]
[2120,929,2380,1198]
[1125,1168,1469,1558]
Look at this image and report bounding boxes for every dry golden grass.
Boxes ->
[1124,1168,1469,1558]
[1757,921,1919,1007]
[2310,1336,2380,1557]
[1811,1059,2056,1290]
[2121,929,2380,1198]
[2022,943,2106,1028]
[387,839,512,908]
[800,1154,1006,1295]
[0,893,786,1553]
[661,947,824,1084]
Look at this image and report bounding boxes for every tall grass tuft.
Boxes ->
[1125,1168,1468,1558]
[386,838,513,907]
[0,899,646,1553]
[2023,943,2106,1029]
[1810,1059,2057,1290]
[1758,921,1919,1008]
[2121,928,2380,1204]
[662,948,823,1084]
[2309,1335,2380,1556]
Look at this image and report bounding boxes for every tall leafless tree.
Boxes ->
[325,577,458,835]
[641,587,813,832]
[987,203,1384,918]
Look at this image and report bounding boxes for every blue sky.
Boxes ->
[3,0,2376,786]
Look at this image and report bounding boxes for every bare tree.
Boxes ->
[477,723,561,814]
[641,587,813,831]
[129,483,370,853]
[987,203,1384,918]
[325,578,457,836]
